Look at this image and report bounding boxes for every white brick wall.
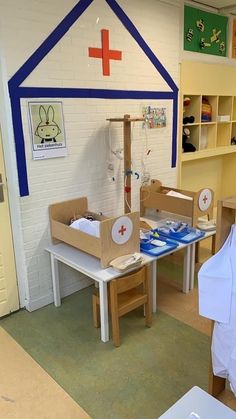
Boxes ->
[0,0,180,310]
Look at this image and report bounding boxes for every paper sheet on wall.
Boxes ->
[28,101,68,160]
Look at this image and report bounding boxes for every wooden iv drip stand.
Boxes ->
[107,114,144,213]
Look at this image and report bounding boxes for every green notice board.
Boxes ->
[184,5,228,57]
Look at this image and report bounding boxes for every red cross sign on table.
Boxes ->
[198,189,212,211]
[88,29,122,76]
[112,216,133,245]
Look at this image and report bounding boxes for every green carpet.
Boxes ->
[1,286,209,419]
[157,255,183,284]
[158,255,199,288]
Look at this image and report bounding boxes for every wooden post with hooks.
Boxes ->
[107,114,144,213]
[123,114,132,213]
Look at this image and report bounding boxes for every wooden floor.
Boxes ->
[0,327,90,419]
[158,276,211,336]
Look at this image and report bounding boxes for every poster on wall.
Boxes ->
[142,106,167,129]
[28,101,67,160]
[184,5,228,57]
[232,20,236,58]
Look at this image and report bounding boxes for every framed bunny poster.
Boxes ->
[28,101,67,160]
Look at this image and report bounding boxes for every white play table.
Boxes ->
[159,386,236,418]
[45,234,199,343]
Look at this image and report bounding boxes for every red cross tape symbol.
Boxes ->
[118,225,127,236]
[202,195,208,204]
[88,29,122,76]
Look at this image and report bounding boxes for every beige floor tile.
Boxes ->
[0,327,90,419]
[158,277,211,336]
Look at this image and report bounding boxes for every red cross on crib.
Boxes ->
[88,29,122,76]
[118,225,127,236]
[203,195,208,204]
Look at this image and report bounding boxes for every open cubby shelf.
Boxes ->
[179,61,236,204]
[182,94,236,158]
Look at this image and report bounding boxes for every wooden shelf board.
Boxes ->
[201,122,216,125]
[181,146,236,162]
[107,117,144,122]
[182,122,200,127]
[183,122,221,126]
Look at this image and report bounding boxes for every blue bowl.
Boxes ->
[140,239,152,250]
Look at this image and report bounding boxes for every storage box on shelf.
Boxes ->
[49,197,140,268]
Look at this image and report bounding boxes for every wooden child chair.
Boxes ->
[92,264,152,347]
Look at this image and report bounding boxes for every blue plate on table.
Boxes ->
[153,227,205,244]
[140,237,179,256]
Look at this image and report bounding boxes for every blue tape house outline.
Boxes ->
[8,0,178,197]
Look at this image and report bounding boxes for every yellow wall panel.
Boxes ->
[221,154,236,197]
[181,157,223,204]
[181,61,236,96]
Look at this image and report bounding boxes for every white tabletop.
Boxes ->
[46,215,214,290]
[46,234,193,282]
[159,386,236,418]
[45,242,154,283]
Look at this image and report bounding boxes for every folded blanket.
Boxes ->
[166,190,193,200]
[70,217,100,238]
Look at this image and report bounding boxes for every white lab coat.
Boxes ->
[198,224,236,395]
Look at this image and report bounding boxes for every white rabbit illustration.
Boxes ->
[35,105,61,144]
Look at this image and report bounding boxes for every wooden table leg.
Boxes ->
[212,233,216,255]
[195,241,199,263]
[209,320,226,396]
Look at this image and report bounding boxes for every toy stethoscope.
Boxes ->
[125,169,139,179]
